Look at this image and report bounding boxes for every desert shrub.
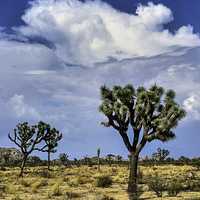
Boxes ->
[166,178,183,196]
[38,170,52,178]
[96,175,113,188]
[137,168,144,184]
[76,176,91,185]
[5,183,17,194]
[20,179,31,187]
[0,184,6,193]
[94,194,115,200]
[67,178,79,187]
[65,191,81,198]
[11,195,22,200]
[51,183,62,196]
[111,168,117,174]
[147,173,166,197]
[31,179,48,192]
[0,166,6,171]
[185,179,200,191]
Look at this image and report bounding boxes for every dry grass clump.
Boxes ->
[96,175,113,188]
[19,179,31,188]
[51,182,62,196]
[31,178,48,192]
[5,183,17,194]
[65,190,81,199]
[11,195,23,200]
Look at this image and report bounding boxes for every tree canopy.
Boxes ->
[99,84,186,154]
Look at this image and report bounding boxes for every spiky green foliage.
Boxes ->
[36,121,62,170]
[99,84,186,154]
[59,153,69,166]
[37,121,62,154]
[152,148,170,162]
[8,122,50,176]
[8,122,47,156]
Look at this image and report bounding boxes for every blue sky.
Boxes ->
[1,0,200,33]
[0,0,200,159]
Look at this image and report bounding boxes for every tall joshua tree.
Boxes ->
[99,84,186,196]
[8,122,47,177]
[37,121,62,170]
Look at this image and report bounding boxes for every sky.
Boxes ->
[0,0,200,159]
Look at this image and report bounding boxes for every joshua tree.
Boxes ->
[8,122,47,177]
[37,122,62,170]
[99,84,186,196]
[73,158,80,167]
[83,156,91,166]
[116,155,123,165]
[152,148,170,162]
[97,148,101,171]
[59,153,69,166]
[2,151,11,166]
[106,154,115,166]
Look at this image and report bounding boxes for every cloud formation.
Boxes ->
[183,93,200,120]
[16,0,200,65]
[8,94,41,119]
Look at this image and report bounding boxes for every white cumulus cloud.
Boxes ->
[8,94,41,119]
[183,94,200,120]
[15,0,200,66]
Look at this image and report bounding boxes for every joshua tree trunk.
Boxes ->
[128,153,139,197]
[19,155,27,177]
[109,158,111,167]
[48,151,51,170]
[98,157,100,172]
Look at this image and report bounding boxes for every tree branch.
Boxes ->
[119,130,132,152]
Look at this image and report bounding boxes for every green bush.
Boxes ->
[147,173,166,197]
[96,175,113,188]
[185,179,200,191]
[166,178,183,197]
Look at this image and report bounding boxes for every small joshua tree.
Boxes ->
[37,121,62,170]
[99,84,186,196]
[8,122,47,177]
[106,154,114,167]
[97,148,101,171]
[59,153,69,166]
[116,155,123,165]
[152,148,170,162]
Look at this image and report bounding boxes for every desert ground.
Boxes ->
[0,164,200,200]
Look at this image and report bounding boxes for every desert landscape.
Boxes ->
[0,164,200,200]
[0,0,200,199]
